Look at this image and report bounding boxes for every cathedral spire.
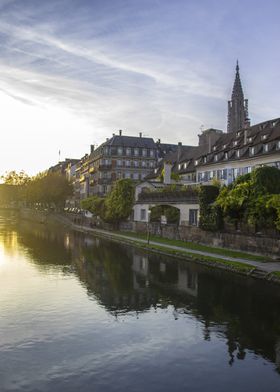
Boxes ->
[227,61,249,133]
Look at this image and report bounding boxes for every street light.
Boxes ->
[147,209,151,245]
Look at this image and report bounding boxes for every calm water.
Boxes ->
[1,212,280,391]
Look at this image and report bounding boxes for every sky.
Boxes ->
[0,0,280,175]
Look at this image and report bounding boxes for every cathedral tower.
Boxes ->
[227,61,249,133]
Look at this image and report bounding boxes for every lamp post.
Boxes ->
[147,209,151,245]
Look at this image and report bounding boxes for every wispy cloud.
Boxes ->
[0,0,279,174]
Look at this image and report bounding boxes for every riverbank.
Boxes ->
[71,223,280,284]
[18,208,280,284]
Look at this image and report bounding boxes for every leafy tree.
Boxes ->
[217,181,251,229]
[1,170,30,185]
[199,185,222,231]
[80,195,105,218]
[267,195,280,231]
[104,179,135,223]
[25,173,73,208]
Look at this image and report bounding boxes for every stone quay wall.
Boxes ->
[133,221,280,259]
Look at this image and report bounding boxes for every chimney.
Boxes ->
[177,142,182,162]
[208,133,212,154]
[139,132,142,138]
[90,144,94,154]
[163,161,172,185]
[119,129,122,136]
[244,117,251,129]
[157,138,161,144]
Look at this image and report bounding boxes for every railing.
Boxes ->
[137,190,198,203]
[98,178,112,185]
[98,164,112,170]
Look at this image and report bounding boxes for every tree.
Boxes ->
[104,179,135,223]
[1,170,30,185]
[24,173,73,208]
[216,181,251,229]
[80,195,105,218]
[199,185,222,231]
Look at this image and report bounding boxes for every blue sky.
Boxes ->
[0,0,280,174]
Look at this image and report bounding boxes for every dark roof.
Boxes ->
[198,117,280,167]
[105,135,156,148]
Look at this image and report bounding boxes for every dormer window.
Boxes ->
[250,147,255,156]
[203,156,207,163]
[233,141,238,146]
[214,154,218,162]
[236,150,240,158]
[184,162,187,169]
[224,152,228,160]
[223,144,227,149]
[194,160,199,166]
[213,146,217,151]
[178,164,182,170]
[278,141,280,149]
[237,131,241,137]
[264,144,269,152]
[261,134,268,141]
[248,137,253,143]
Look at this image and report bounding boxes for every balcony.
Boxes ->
[98,164,112,170]
[98,178,112,185]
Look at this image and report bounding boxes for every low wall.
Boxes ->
[133,221,280,258]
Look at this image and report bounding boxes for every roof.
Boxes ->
[105,135,156,148]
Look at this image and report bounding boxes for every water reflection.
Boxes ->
[1,211,280,391]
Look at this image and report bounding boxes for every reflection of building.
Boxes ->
[177,266,198,297]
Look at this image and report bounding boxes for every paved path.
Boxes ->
[74,225,280,274]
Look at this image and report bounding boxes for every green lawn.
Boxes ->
[116,230,270,262]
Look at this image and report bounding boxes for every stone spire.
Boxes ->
[227,61,249,133]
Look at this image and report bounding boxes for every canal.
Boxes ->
[1,211,280,392]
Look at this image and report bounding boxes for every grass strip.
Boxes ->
[117,231,269,262]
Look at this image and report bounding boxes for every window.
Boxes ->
[264,144,269,152]
[134,148,139,156]
[140,209,146,221]
[233,141,238,146]
[203,156,207,163]
[214,154,218,162]
[224,152,228,160]
[142,161,146,167]
[150,161,154,168]
[184,162,187,169]
[213,146,217,151]
[250,147,255,156]
[117,147,123,155]
[142,149,147,157]
[236,150,240,158]
[134,160,139,167]
[223,144,227,149]
[261,134,268,141]
[178,164,182,170]
[189,209,198,226]
[150,149,154,157]
[248,137,253,143]
[194,160,199,166]
[278,141,280,149]
[117,159,122,167]
[126,148,131,155]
